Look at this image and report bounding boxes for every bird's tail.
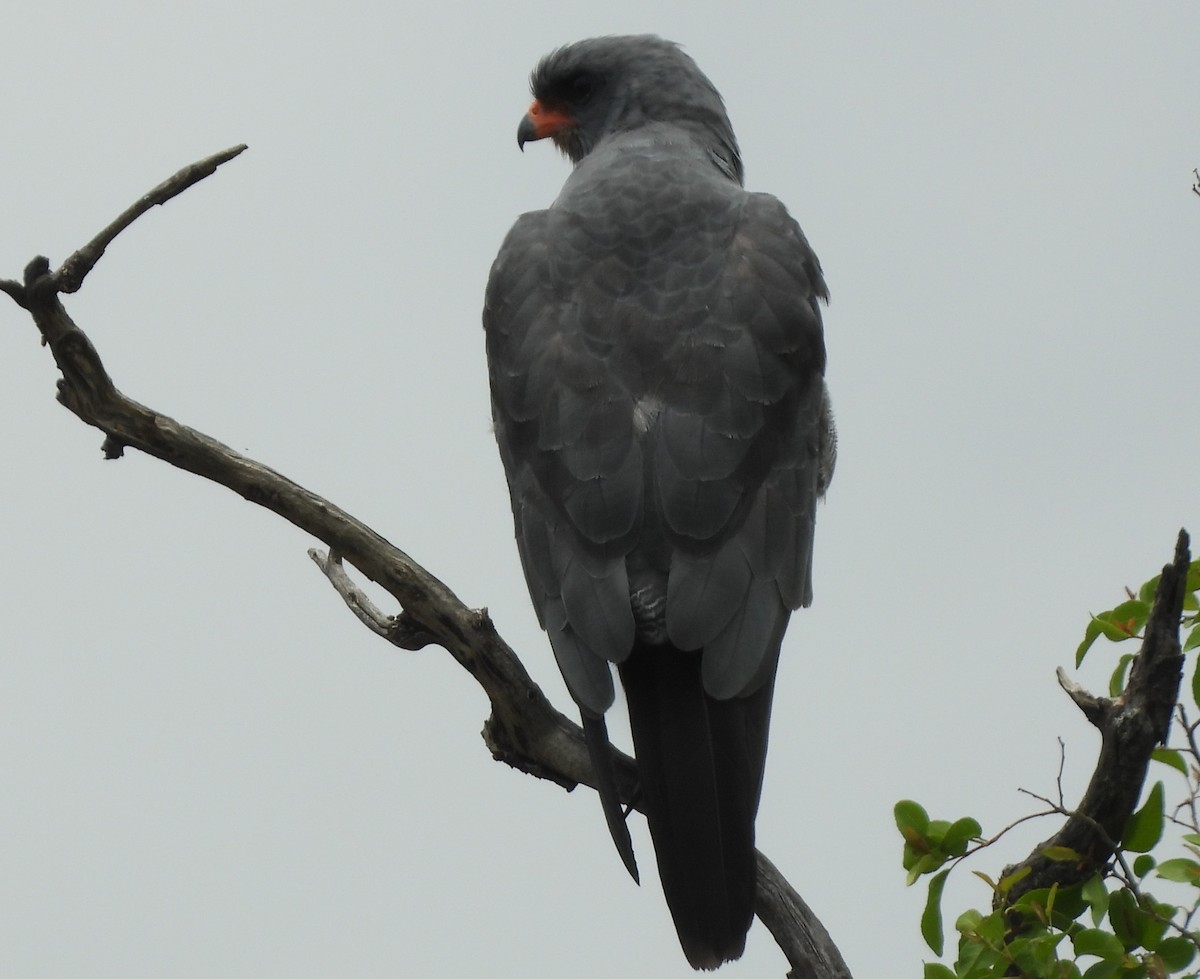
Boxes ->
[619,642,774,971]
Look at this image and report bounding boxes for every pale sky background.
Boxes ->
[2,3,1198,977]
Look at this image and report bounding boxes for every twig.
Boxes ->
[2,148,852,979]
[55,144,248,294]
[308,548,395,638]
[3,147,247,306]
[958,809,1059,865]
[1055,737,1067,808]
[1184,715,1200,835]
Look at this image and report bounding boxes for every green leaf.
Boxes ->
[1156,936,1197,970]
[1183,833,1200,846]
[1185,623,1200,653]
[1012,931,1068,973]
[1081,963,1121,979]
[1051,882,1088,922]
[1123,781,1164,852]
[1043,845,1083,862]
[1109,653,1134,696]
[1108,599,1151,632]
[1193,655,1200,712]
[1156,858,1200,884]
[1106,887,1139,950]
[1094,617,1136,642]
[1081,962,1120,979]
[973,909,1008,943]
[1132,854,1156,878]
[922,965,956,979]
[1136,901,1169,952]
[942,816,982,857]
[905,852,946,886]
[955,908,984,934]
[998,864,1032,895]
[1078,618,1105,666]
[1187,560,1200,593]
[1080,601,1149,655]
[955,908,1008,950]
[902,841,924,871]
[956,940,1000,979]
[1082,873,1109,926]
[922,870,948,955]
[1073,927,1125,959]
[1013,882,1088,925]
[895,799,930,837]
[1151,747,1188,775]
[1138,575,1162,604]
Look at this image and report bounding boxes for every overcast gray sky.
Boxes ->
[3,2,1198,976]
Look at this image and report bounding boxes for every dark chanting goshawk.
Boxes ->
[483,35,834,970]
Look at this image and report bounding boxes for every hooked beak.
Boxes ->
[517,99,575,151]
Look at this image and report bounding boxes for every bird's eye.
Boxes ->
[568,73,596,104]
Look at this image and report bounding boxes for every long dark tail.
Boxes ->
[619,642,775,971]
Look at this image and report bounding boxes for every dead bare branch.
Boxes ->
[2,147,852,979]
[61,144,249,293]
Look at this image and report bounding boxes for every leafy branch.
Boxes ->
[898,532,1197,978]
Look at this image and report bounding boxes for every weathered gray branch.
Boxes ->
[999,530,1190,905]
[2,148,852,979]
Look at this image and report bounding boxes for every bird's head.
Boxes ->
[517,35,743,183]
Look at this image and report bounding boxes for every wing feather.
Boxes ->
[665,546,750,649]
[701,574,787,699]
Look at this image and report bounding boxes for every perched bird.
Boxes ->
[483,35,834,970]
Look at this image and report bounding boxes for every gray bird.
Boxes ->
[483,35,834,970]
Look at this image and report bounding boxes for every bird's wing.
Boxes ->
[484,208,640,717]
[485,173,829,709]
[485,205,648,882]
[656,190,829,699]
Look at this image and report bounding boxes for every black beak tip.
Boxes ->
[516,115,537,152]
